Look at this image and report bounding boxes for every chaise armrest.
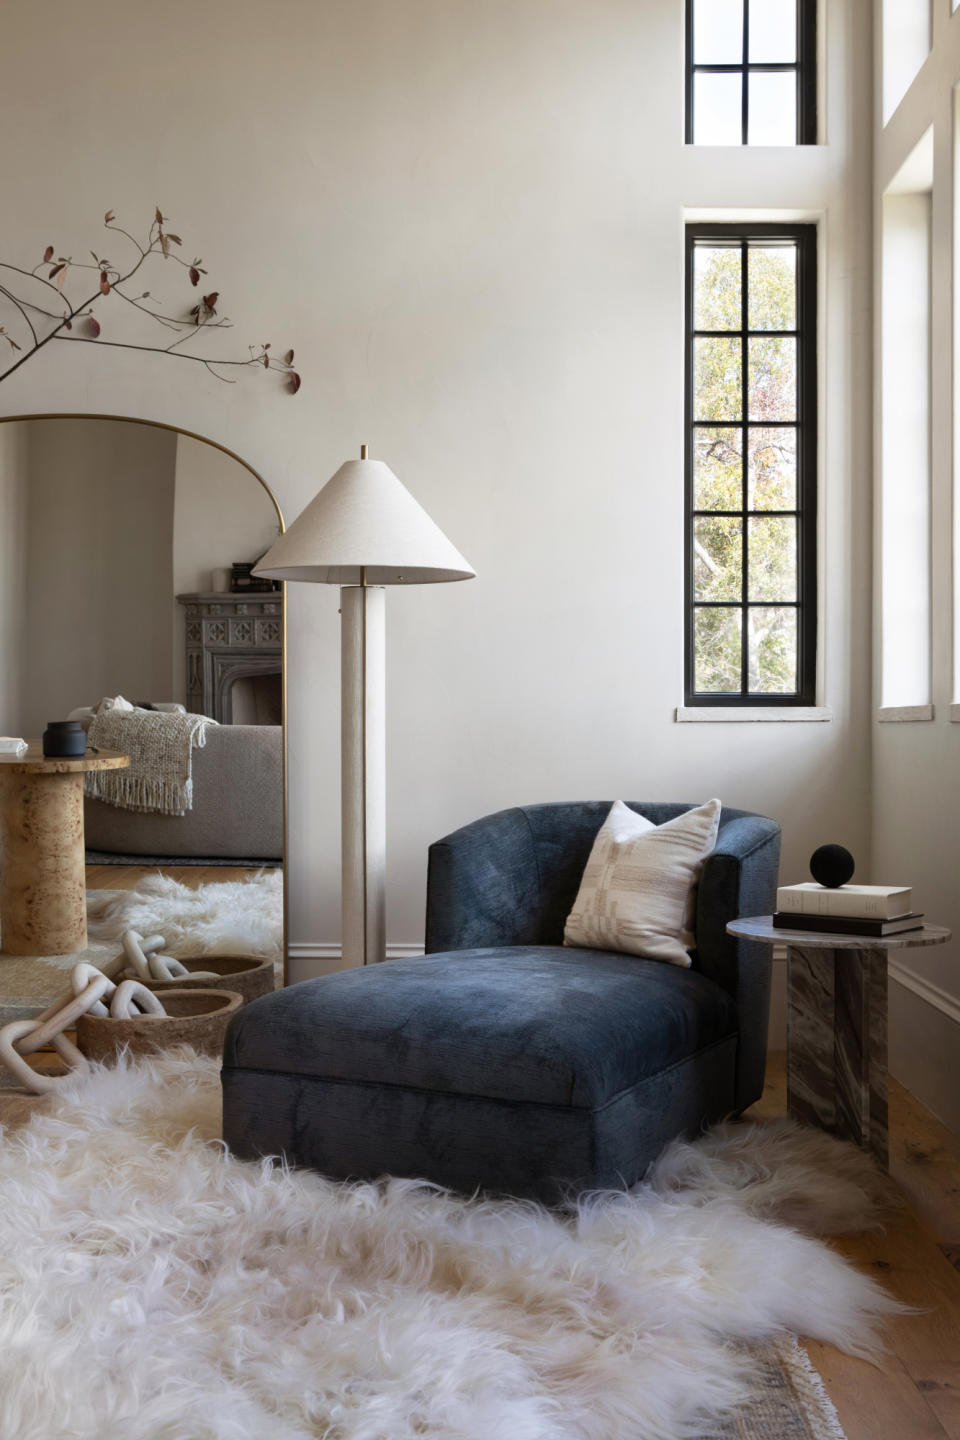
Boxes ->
[696,815,781,1110]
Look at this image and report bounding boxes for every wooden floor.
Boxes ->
[85,864,264,891]
[745,1055,960,1439]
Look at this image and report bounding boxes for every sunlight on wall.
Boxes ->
[882,0,931,123]
[955,91,960,701]
[881,143,932,708]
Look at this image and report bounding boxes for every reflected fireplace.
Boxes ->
[177,593,282,724]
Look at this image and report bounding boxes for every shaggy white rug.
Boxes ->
[86,869,283,963]
[0,1050,901,1440]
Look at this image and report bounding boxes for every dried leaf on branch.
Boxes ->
[0,206,301,392]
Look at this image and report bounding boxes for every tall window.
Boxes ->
[686,0,817,145]
[685,224,817,706]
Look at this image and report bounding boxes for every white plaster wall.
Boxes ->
[0,423,29,735]
[171,435,281,703]
[18,419,177,734]
[0,1,873,1010]
[873,1,960,1133]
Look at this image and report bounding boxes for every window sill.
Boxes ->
[877,705,934,723]
[950,705,960,723]
[675,706,833,723]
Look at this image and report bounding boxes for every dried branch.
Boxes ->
[0,208,301,394]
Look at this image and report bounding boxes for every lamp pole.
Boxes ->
[341,550,386,967]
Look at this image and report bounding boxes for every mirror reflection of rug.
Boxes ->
[0,869,283,1028]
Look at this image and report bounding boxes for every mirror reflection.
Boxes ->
[0,416,284,1014]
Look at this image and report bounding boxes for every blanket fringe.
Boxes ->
[84,770,194,817]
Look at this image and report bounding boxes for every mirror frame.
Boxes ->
[0,412,289,985]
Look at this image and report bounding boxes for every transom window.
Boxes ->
[685,223,817,705]
[686,0,817,145]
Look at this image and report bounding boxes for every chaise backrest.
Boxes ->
[426,800,779,986]
[425,800,781,1112]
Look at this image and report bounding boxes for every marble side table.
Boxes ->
[0,745,129,956]
[727,916,951,1167]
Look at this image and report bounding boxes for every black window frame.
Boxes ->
[684,222,818,707]
[685,0,817,146]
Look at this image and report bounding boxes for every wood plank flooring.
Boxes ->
[746,1054,960,1439]
[85,864,264,891]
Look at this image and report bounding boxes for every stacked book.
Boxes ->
[773,883,922,937]
[231,561,279,594]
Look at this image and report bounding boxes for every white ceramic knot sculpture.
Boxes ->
[0,962,168,1095]
[0,927,222,1094]
[118,929,219,984]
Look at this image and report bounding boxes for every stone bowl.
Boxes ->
[76,989,243,1064]
[143,955,276,1006]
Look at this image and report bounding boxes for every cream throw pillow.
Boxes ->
[563,799,722,968]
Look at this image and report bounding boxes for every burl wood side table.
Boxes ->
[0,745,129,956]
[727,915,951,1167]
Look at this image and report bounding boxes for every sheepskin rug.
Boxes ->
[86,869,283,963]
[0,1050,901,1440]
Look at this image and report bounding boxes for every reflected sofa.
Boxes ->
[85,724,282,860]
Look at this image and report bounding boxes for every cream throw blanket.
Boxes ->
[84,702,217,816]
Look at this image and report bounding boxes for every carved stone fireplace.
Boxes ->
[177,593,282,724]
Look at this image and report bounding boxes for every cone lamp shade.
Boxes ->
[254,459,474,585]
[255,453,474,970]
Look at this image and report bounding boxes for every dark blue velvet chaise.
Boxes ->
[221,802,780,1201]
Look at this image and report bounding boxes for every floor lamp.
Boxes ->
[254,447,475,968]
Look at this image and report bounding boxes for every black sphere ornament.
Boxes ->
[810,844,855,888]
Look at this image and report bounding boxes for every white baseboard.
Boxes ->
[888,958,960,1026]
[288,943,424,963]
[889,964,960,1136]
[286,942,424,983]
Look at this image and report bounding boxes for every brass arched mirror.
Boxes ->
[0,414,287,1019]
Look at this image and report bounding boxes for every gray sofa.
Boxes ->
[85,724,282,860]
[222,801,780,1200]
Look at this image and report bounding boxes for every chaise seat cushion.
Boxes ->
[222,947,742,1199]
[224,947,738,1109]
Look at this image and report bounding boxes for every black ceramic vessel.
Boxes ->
[809,843,855,888]
[42,720,87,758]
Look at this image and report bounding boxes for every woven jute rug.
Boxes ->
[719,1338,845,1438]
[0,930,118,1025]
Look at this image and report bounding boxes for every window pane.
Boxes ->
[693,0,744,63]
[695,517,742,600]
[748,335,796,419]
[748,427,796,508]
[748,606,798,692]
[748,245,796,330]
[748,0,796,62]
[694,426,743,509]
[695,337,743,420]
[694,246,742,330]
[748,515,797,600]
[748,72,797,145]
[694,607,743,692]
[693,72,744,145]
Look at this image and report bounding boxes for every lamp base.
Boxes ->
[341,583,386,967]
